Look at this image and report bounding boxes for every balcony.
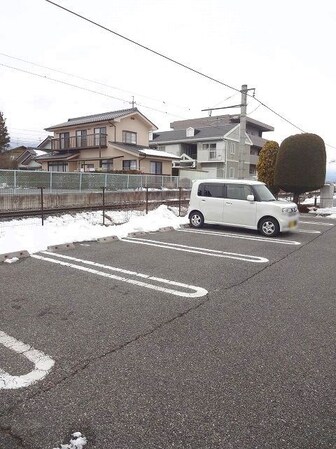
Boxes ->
[51,134,108,151]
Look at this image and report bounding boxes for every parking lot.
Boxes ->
[0,214,335,448]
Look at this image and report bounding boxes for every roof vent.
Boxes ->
[186,127,194,137]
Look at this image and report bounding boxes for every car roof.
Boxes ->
[193,179,265,186]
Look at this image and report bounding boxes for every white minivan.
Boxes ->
[188,179,299,237]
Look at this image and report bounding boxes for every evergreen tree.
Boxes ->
[0,112,10,153]
[256,140,279,195]
[274,133,326,203]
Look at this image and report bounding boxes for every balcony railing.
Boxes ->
[51,134,107,151]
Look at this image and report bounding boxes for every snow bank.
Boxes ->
[0,205,188,255]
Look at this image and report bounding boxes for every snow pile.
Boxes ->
[0,205,188,255]
[53,431,87,449]
[313,207,336,219]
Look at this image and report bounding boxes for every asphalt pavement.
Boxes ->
[0,215,335,448]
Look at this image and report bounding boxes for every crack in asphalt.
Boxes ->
[0,425,25,448]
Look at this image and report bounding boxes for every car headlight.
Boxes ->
[282,207,297,214]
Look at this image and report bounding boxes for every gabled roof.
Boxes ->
[45,108,158,131]
[150,124,237,144]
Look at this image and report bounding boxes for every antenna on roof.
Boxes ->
[131,96,135,108]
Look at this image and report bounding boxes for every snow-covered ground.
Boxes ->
[0,205,188,257]
[1,204,335,260]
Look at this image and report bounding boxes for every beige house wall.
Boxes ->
[139,159,172,175]
[52,116,151,146]
[114,116,151,146]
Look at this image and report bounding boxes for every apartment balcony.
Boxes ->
[249,154,259,165]
[51,134,108,151]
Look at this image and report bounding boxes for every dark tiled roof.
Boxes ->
[35,153,79,161]
[170,114,274,132]
[150,124,237,143]
[110,142,151,155]
[45,108,157,131]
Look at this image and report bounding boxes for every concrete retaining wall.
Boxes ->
[0,189,191,212]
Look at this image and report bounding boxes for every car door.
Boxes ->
[223,184,257,227]
[197,182,225,223]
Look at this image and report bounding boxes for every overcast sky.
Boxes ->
[1,0,335,160]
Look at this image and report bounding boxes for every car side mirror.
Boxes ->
[247,194,255,202]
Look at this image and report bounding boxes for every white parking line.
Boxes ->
[178,229,301,245]
[122,237,269,263]
[300,220,334,226]
[32,252,208,298]
[0,331,55,389]
[296,229,321,234]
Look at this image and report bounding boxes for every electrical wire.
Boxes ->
[44,0,241,95]
[0,52,191,112]
[45,0,334,146]
[0,62,186,119]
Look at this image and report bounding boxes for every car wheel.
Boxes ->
[189,211,204,228]
[259,217,280,237]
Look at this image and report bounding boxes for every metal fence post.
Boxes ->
[146,185,149,214]
[179,187,182,217]
[79,172,82,191]
[14,170,17,189]
[49,171,53,191]
[102,186,106,225]
[40,187,44,226]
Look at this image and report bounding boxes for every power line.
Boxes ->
[0,62,186,119]
[0,52,191,112]
[45,0,334,146]
[44,0,241,95]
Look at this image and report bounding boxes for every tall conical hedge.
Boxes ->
[256,140,279,194]
[274,133,326,196]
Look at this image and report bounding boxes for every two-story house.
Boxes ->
[150,114,274,179]
[36,108,179,175]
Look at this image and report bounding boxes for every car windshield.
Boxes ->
[253,184,276,201]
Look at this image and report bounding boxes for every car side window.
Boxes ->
[198,183,225,198]
[226,184,253,200]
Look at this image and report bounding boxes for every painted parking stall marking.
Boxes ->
[178,229,301,245]
[300,220,334,226]
[296,229,321,234]
[32,252,208,298]
[121,237,269,263]
[0,331,55,389]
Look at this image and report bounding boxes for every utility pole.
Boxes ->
[238,84,247,179]
[202,84,255,180]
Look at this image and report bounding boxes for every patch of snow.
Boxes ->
[53,432,87,449]
[0,205,188,255]
[139,148,181,159]
[4,257,19,264]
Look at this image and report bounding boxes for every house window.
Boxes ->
[94,127,107,146]
[122,131,137,144]
[202,143,217,159]
[81,163,95,172]
[76,130,87,148]
[101,159,113,171]
[226,141,236,155]
[123,160,137,171]
[48,162,68,172]
[150,161,162,174]
[59,132,70,149]
[229,167,235,178]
